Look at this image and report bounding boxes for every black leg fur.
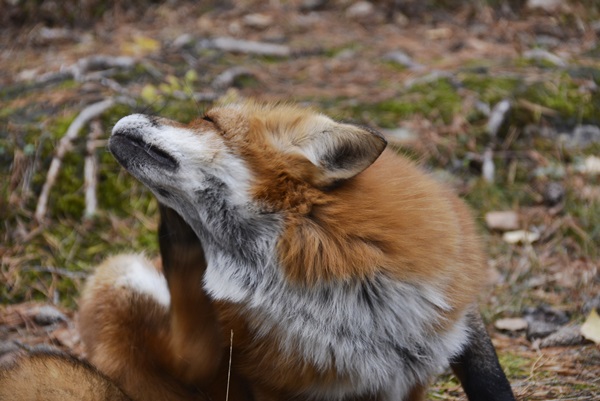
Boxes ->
[157,204,254,401]
[450,310,517,401]
[158,203,205,277]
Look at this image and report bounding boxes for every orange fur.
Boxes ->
[79,254,252,401]
[184,103,485,395]
[0,350,131,401]
[76,102,496,401]
[207,103,484,315]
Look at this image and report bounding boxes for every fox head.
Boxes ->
[110,103,387,271]
[110,102,386,211]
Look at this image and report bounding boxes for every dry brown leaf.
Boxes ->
[581,309,600,345]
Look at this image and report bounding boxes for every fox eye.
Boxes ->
[202,115,214,123]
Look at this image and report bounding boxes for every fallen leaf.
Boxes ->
[495,317,528,332]
[122,35,161,56]
[583,156,600,175]
[581,309,600,344]
[485,211,519,231]
[502,230,540,244]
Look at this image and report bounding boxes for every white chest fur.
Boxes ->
[203,245,470,400]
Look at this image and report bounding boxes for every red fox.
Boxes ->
[1,102,516,401]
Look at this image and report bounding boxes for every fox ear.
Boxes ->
[298,122,387,187]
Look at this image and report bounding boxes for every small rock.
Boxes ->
[382,51,424,71]
[523,48,567,67]
[243,13,274,29]
[524,304,570,341]
[34,27,77,45]
[534,35,561,48]
[526,0,566,12]
[16,68,39,81]
[299,0,328,11]
[346,1,375,19]
[382,127,418,145]
[394,12,409,27]
[539,325,586,348]
[495,318,528,332]
[525,276,547,288]
[533,164,566,180]
[403,71,454,89]
[334,49,357,60]
[527,320,560,341]
[570,125,600,148]
[502,230,540,245]
[485,211,519,232]
[172,33,194,49]
[426,27,452,40]
[543,182,565,206]
[583,156,600,175]
[524,305,570,324]
[32,305,68,326]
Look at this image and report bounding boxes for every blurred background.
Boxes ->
[1,0,599,399]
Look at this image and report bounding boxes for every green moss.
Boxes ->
[464,179,534,215]
[347,78,462,128]
[429,373,462,399]
[497,352,530,379]
[517,78,596,124]
[51,151,86,218]
[461,75,522,105]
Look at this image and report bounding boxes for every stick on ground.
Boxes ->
[83,120,103,220]
[34,98,117,223]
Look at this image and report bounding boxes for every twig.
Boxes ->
[34,98,119,222]
[487,99,511,138]
[200,37,291,57]
[225,329,234,401]
[32,55,136,85]
[21,266,89,280]
[482,147,495,183]
[84,120,103,220]
[212,67,255,90]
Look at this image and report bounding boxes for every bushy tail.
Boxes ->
[0,349,131,401]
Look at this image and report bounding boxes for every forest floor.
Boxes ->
[1,1,599,399]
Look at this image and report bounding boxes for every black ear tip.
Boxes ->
[359,125,388,148]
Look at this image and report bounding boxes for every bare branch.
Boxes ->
[34,98,120,223]
[200,37,291,57]
[84,120,103,220]
[212,66,255,90]
[21,266,89,280]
